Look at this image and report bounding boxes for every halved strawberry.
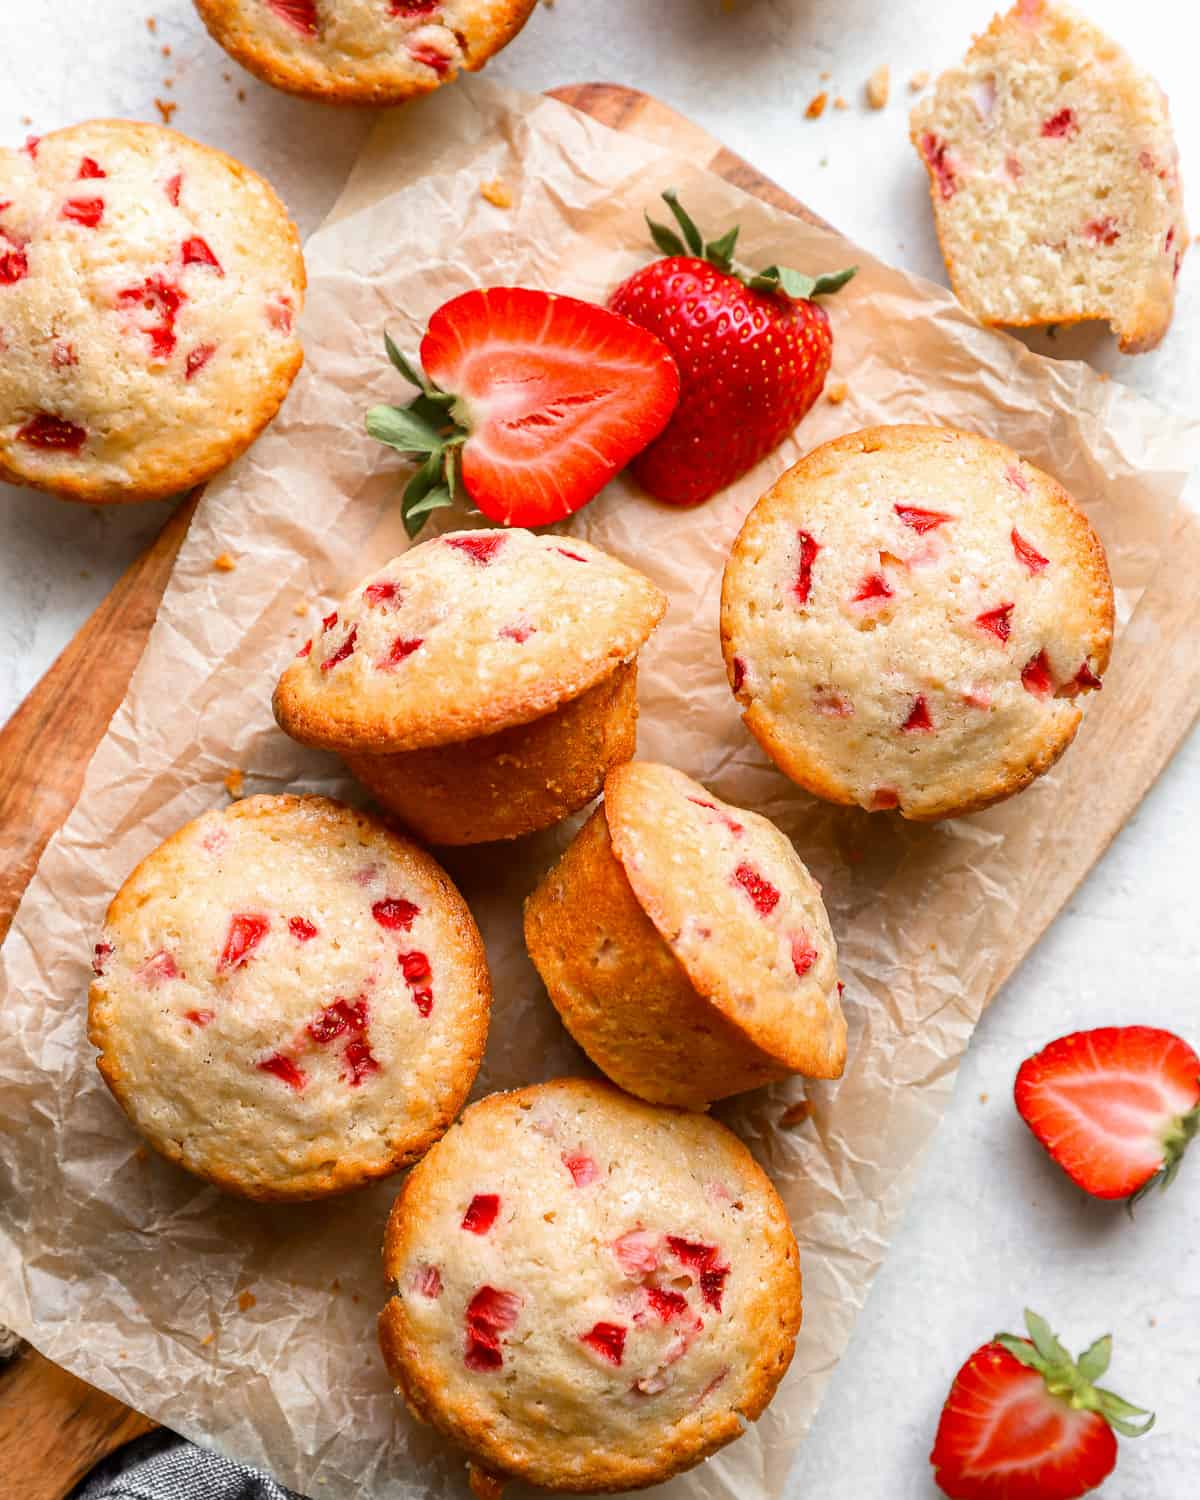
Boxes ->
[365,288,679,535]
[607,189,855,506]
[1014,1026,1200,1205]
[931,1310,1152,1500]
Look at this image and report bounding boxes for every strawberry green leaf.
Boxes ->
[1077,1335,1112,1384]
[994,1335,1043,1371]
[402,483,454,539]
[705,226,739,272]
[383,332,428,391]
[646,214,687,258]
[1024,1309,1072,1368]
[748,264,858,300]
[1094,1389,1155,1438]
[408,392,457,429]
[660,189,704,256]
[366,404,445,455]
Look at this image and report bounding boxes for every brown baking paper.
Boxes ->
[1,81,1197,1500]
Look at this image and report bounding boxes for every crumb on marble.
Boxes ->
[154,98,177,125]
[867,65,890,109]
[834,96,849,110]
[146,16,157,33]
[909,70,930,92]
[806,92,828,119]
[979,1092,989,1104]
[480,178,513,209]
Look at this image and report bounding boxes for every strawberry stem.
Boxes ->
[645,188,857,302]
[1129,1089,1200,1211]
[994,1311,1154,1440]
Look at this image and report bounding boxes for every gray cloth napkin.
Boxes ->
[71,1432,307,1500]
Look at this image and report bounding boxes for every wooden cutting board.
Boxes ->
[0,81,829,1500]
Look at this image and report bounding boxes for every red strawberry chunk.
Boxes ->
[688,797,744,836]
[17,414,86,451]
[218,912,270,973]
[296,638,312,658]
[852,572,893,604]
[391,0,439,12]
[409,42,452,75]
[975,602,1014,642]
[646,1287,688,1322]
[563,1153,600,1187]
[1084,217,1120,246]
[921,133,958,199]
[138,949,179,985]
[399,950,431,982]
[895,503,953,533]
[612,1229,660,1276]
[185,1009,214,1027]
[793,530,820,605]
[1011,528,1049,574]
[731,656,746,692]
[699,1266,730,1311]
[288,917,318,942]
[363,580,400,608]
[51,343,77,368]
[464,1285,520,1372]
[22,136,40,159]
[900,695,934,733]
[372,896,419,931]
[734,863,780,916]
[581,1322,626,1365]
[308,997,368,1045]
[185,343,216,380]
[77,157,106,179]
[266,294,294,332]
[462,1194,500,1234]
[1042,108,1079,138]
[343,1036,380,1086]
[667,1236,729,1311]
[320,625,358,673]
[499,622,535,643]
[117,275,185,360]
[258,1053,306,1090]
[791,935,818,978]
[1021,650,1054,698]
[871,787,900,810]
[555,546,588,562]
[411,988,433,1017]
[381,635,423,668]
[812,688,853,718]
[165,173,182,206]
[0,244,29,285]
[1072,661,1102,691]
[413,1265,442,1298]
[1005,464,1030,495]
[61,198,104,228]
[322,611,338,631]
[266,0,318,35]
[446,534,504,565]
[182,236,223,274]
[92,940,113,976]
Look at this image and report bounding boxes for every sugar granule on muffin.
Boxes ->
[0,119,304,503]
[88,794,490,1200]
[379,1079,802,1493]
[525,761,845,1110]
[721,425,1113,821]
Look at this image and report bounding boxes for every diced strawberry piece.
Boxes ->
[581,1322,627,1365]
[413,1265,442,1298]
[1084,217,1120,246]
[185,1009,214,1027]
[555,546,588,562]
[1011,528,1049,573]
[266,0,318,35]
[920,133,958,199]
[23,136,40,159]
[391,0,439,12]
[964,685,992,710]
[871,787,900,810]
[296,638,312,658]
[51,342,77,368]
[731,656,746,692]
[77,157,106,179]
[408,42,452,75]
[646,1287,688,1322]
[380,635,423,667]
[791,935,818,978]
[975,602,1014,642]
[218,913,270,972]
[411,988,433,1017]
[1042,108,1079,138]
[181,236,223,274]
[812,688,853,718]
[446,534,504,565]
[1004,464,1030,495]
[117,275,185,359]
[320,625,358,673]
[185,343,216,380]
[399,950,431,982]
[0,245,28,285]
[322,610,338,631]
[138,949,179,984]
[699,1266,729,1311]
[165,173,182,206]
[563,1153,600,1187]
[464,1285,520,1372]
[62,197,103,228]
[308,997,368,1044]
[372,896,419,931]
[900,695,934,733]
[687,797,743,836]
[462,1193,500,1234]
[92,940,114,975]
[266,294,294,332]
[1021,650,1054,698]
[612,1229,661,1276]
[288,917,318,942]
[343,1035,380,1086]
[852,572,893,604]
[793,530,820,605]
[1072,661,1103,691]
[258,1053,306,1089]
[499,622,535,643]
[464,1325,502,1372]
[1005,154,1023,181]
[363,580,400,607]
[734,863,780,916]
[667,1236,729,1311]
[17,413,86,451]
[895,503,953,533]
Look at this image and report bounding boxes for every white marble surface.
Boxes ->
[2,2,1198,1496]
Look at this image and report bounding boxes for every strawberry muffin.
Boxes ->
[379,1078,802,1493]
[194,1,539,106]
[720,426,1113,821]
[525,763,845,1110]
[273,530,667,845]
[911,0,1188,353]
[88,795,490,1200]
[0,120,304,503]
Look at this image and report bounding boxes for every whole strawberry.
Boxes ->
[931,1310,1153,1500]
[608,189,855,506]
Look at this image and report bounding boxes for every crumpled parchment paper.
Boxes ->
[0,80,1196,1500]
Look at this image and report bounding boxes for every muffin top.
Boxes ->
[274,529,667,754]
[380,1079,802,1491]
[0,119,304,503]
[605,761,845,1080]
[194,1,538,106]
[88,795,490,1200]
[721,425,1113,820]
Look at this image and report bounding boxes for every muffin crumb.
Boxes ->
[223,768,245,799]
[825,379,849,404]
[780,1099,813,1128]
[805,92,828,119]
[154,98,176,124]
[866,64,890,109]
[213,551,237,573]
[480,178,512,209]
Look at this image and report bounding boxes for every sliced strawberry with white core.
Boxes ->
[1014,1026,1200,1203]
[365,288,679,534]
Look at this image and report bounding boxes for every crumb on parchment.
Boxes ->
[213,551,237,572]
[480,178,512,209]
[224,768,245,799]
[238,1290,257,1312]
[779,1099,813,1128]
[866,65,890,109]
[294,598,309,617]
[826,380,848,404]
[806,92,828,119]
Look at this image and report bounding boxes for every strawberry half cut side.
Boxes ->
[930,1310,1153,1500]
[1014,1026,1200,1206]
[364,288,680,536]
